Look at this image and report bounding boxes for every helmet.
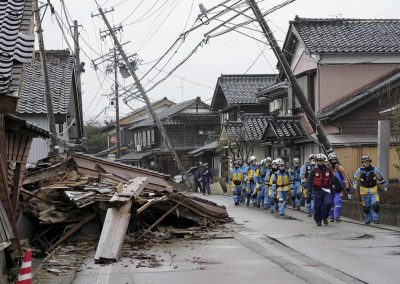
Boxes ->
[234,160,240,167]
[271,159,278,166]
[315,153,327,162]
[260,159,266,165]
[249,156,257,163]
[266,157,272,162]
[204,163,209,167]
[293,158,300,164]
[328,152,337,161]
[276,158,285,166]
[361,155,371,162]
[308,154,316,161]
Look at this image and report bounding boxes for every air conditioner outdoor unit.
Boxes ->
[136,144,142,152]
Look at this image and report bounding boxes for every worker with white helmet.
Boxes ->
[239,160,248,204]
[327,152,348,222]
[307,153,334,226]
[252,158,269,208]
[246,155,259,207]
[266,159,279,212]
[271,158,293,217]
[228,160,244,206]
[353,155,387,225]
[300,154,317,217]
[289,158,302,210]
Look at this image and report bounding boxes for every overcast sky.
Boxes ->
[40,0,400,123]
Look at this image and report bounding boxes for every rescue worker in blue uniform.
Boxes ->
[308,153,334,226]
[252,159,269,208]
[300,154,317,217]
[353,155,387,225]
[327,152,348,222]
[201,163,212,195]
[240,160,248,204]
[289,158,302,210]
[228,161,244,206]
[271,159,293,217]
[246,156,259,207]
[267,159,279,213]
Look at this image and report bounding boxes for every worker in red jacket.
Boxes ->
[307,153,335,226]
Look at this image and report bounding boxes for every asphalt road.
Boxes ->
[71,193,400,284]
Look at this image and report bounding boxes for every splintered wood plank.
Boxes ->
[94,201,132,262]
[109,177,149,204]
[95,177,149,262]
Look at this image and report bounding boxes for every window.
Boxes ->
[151,129,155,144]
[142,130,147,146]
[147,130,151,147]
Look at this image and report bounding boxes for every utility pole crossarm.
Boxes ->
[247,0,334,155]
[97,8,191,188]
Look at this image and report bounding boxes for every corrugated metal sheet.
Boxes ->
[20,115,49,163]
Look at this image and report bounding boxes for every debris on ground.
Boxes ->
[21,154,230,264]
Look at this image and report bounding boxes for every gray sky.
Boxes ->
[41,0,400,123]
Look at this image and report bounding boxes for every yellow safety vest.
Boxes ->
[276,174,291,192]
[231,171,243,186]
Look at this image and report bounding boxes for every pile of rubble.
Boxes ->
[20,154,229,263]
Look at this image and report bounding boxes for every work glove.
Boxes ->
[347,194,352,200]
[384,187,388,192]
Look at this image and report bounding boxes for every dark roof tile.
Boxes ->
[216,74,277,106]
[18,50,75,114]
[292,17,400,54]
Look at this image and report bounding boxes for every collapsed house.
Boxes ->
[20,154,229,263]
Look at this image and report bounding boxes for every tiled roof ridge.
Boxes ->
[320,68,400,112]
[220,74,276,78]
[292,16,400,23]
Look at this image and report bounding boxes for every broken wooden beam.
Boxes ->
[20,188,53,204]
[109,177,149,205]
[138,202,181,239]
[48,213,96,251]
[94,201,132,263]
[94,177,149,263]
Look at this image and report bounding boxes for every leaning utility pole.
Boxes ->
[73,20,84,138]
[34,0,59,155]
[98,7,191,188]
[114,49,121,158]
[247,0,334,154]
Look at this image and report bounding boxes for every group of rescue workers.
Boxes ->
[228,153,387,226]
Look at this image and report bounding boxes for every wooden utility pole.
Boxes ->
[98,7,191,189]
[247,0,334,155]
[73,20,84,138]
[34,0,59,155]
[114,49,121,158]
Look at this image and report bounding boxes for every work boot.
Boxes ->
[316,222,321,226]
[235,202,239,206]
[330,218,335,222]
[323,219,328,225]
[365,220,371,225]
[373,220,380,224]
[246,200,250,207]
[335,218,341,222]
[307,213,312,217]
[296,206,300,211]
